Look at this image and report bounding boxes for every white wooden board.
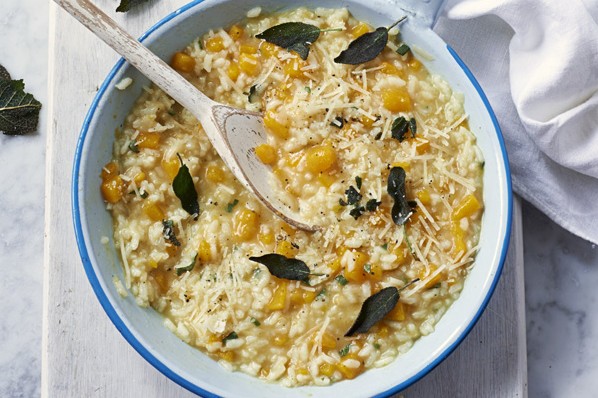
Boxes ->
[43,1,527,396]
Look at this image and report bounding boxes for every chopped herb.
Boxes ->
[222,331,238,345]
[316,288,327,301]
[250,317,261,326]
[249,253,310,282]
[256,22,322,60]
[374,131,383,140]
[173,154,199,220]
[128,140,139,153]
[167,109,177,116]
[365,198,381,212]
[304,86,311,93]
[381,243,388,250]
[331,116,344,128]
[339,198,348,207]
[247,84,263,103]
[162,220,181,247]
[345,287,399,336]
[335,274,348,286]
[396,43,410,56]
[226,199,239,213]
[355,176,362,190]
[0,66,42,135]
[116,0,150,12]
[176,254,197,276]
[409,117,417,138]
[373,343,381,350]
[345,186,362,205]
[339,343,351,357]
[139,190,149,199]
[364,263,372,274]
[349,206,365,220]
[387,167,412,225]
[334,16,407,65]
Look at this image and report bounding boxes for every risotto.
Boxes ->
[100,7,484,386]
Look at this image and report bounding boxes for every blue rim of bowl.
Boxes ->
[71,2,513,396]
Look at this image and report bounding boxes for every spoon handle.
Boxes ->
[54,0,214,115]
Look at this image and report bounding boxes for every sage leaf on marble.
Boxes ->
[387,167,412,225]
[334,16,406,65]
[256,22,321,60]
[0,65,41,135]
[173,154,199,219]
[249,253,310,282]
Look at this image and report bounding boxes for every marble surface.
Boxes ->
[0,1,597,397]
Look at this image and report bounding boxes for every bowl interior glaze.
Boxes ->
[72,1,512,397]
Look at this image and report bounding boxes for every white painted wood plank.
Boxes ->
[43,1,527,396]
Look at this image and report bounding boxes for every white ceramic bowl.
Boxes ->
[72,0,512,396]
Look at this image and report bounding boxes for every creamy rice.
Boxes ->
[100,7,484,386]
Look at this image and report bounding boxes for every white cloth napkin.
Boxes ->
[433,0,598,244]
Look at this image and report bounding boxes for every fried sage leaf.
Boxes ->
[173,155,199,219]
[116,0,150,12]
[249,253,310,282]
[0,69,42,135]
[176,254,197,276]
[387,167,412,225]
[162,219,181,246]
[391,116,409,142]
[334,16,406,65]
[256,22,321,60]
[345,287,399,336]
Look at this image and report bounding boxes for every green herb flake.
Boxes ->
[335,274,348,286]
[176,254,197,276]
[381,243,388,250]
[226,199,239,213]
[316,288,327,301]
[250,317,261,326]
[365,199,381,212]
[355,176,362,190]
[139,190,149,199]
[256,22,322,60]
[396,43,410,56]
[304,86,311,93]
[339,343,351,357]
[364,263,372,274]
[128,140,139,153]
[373,343,381,350]
[387,167,412,225]
[409,117,417,138]
[249,253,311,282]
[345,186,362,205]
[0,66,42,135]
[349,206,365,220]
[334,16,407,65]
[222,331,239,345]
[162,220,181,247]
[173,154,200,220]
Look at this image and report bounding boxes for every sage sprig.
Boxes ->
[387,166,412,225]
[173,154,199,220]
[0,64,42,135]
[256,22,341,60]
[249,253,310,282]
[334,16,407,65]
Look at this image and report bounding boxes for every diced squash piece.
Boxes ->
[101,161,118,179]
[227,63,240,81]
[133,171,146,184]
[205,36,224,52]
[290,288,316,305]
[386,301,406,321]
[381,87,412,113]
[305,145,337,174]
[343,250,369,283]
[161,157,180,181]
[284,58,305,78]
[258,231,274,245]
[198,240,211,263]
[317,173,335,188]
[254,143,277,165]
[296,367,309,376]
[206,164,225,183]
[359,115,375,128]
[408,58,422,71]
[267,281,288,310]
[321,332,337,350]
[234,208,260,242]
[451,221,467,256]
[136,132,160,150]
[171,52,195,73]
[228,25,243,40]
[240,44,258,54]
[378,325,389,337]
[415,139,430,154]
[260,42,279,57]
[417,189,431,206]
[364,262,382,281]
[239,53,260,76]
[275,240,297,257]
[338,353,364,379]
[142,202,164,222]
[273,334,288,346]
[263,111,289,139]
[328,258,342,274]
[452,194,482,220]
[319,363,336,377]
[101,176,124,204]
[352,23,370,38]
[218,351,235,362]
[419,264,443,288]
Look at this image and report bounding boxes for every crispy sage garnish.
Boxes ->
[176,254,197,276]
[391,116,416,142]
[256,22,321,60]
[162,219,181,247]
[334,16,407,65]
[0,65,42,135]
[249,253,310,282]
[116,0,150,12]
[387,167,412,225]
[173,154,199,220]
[345,280,418,336]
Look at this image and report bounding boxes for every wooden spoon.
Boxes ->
[56,0,318,231]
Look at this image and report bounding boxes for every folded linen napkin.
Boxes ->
[433,0,598,244]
